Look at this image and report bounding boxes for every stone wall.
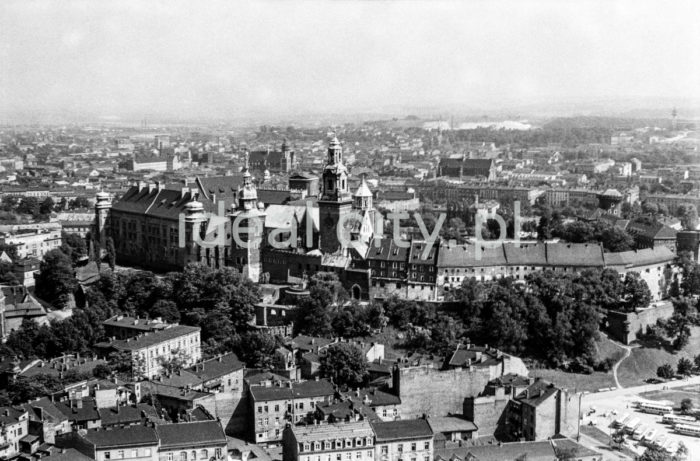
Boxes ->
[464,392,509,438]
[607,301,675,344]
[394,365,492,419]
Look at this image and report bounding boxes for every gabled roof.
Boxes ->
[603,246,675,267]
[627,220,677,240]
[515,379,559,407]
[249,379,334,402]
[99,325,200,352]
[156,420,226,450]
[371,419,433,441]
[81,425,158,448]
[409,241,438,265]
[367,238,409,262]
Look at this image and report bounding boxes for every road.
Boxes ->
[580,376,700,460]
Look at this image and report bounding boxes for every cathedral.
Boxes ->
[95,136,383,300]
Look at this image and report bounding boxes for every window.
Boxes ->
[315,442,321,451]
[356,453,362,459]
[200,449,208,459]
[275,404,280,412]
[117,450,124,459]
[398,444,403,453]
[132,450,138,458]
[258,406,263,413]
[167,454,174,461]
[105,453,111,460]
[424,442,430,450]
[180,452,188,461]
[381,446,388,455]
[367,451,373,458]
[304,443,311,452]
[144,449,152,456]
[216,448,222,458]
[411,443,417,451]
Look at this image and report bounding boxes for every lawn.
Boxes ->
[617,326,700,388]
[529,368,617,393]
[639,388,700,409]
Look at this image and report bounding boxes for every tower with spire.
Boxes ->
[229,151,266,282]
[351,175,376,246]
[318,135,353,254]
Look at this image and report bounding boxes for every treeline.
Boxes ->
[3,260,265,362]
[293,268,652,371]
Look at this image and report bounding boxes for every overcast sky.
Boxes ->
[1,0,699,121]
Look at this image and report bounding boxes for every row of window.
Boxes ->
[106,447,222,460]
[300,450,373,461]
[301,437,374,452]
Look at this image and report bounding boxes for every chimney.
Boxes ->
[148,183,156,193]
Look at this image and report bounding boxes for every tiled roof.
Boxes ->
[98,404,156,427]
[545,242,604,267]
[427,416,477,434]
[291,420,374,443]
[371,419,433,441]
[22,397,67,424]
[156,420,226,450]
[81,425,159,448]
[409,241,438,265]
[367,238,409,262]
[516,380,559,407]
[188,353,244,381]
[291,336,335,352]
[249,379,334,402]
[55,398,100,423]
[0,407,26,424]
[603,246,675,267]
[42,447,94,461]
[102,325,199,352]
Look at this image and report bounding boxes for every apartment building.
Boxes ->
[249,379,334,444]
[283,419,375,461]
[371,419,433,461]
[97,325,201,379]
[0,407,29,459]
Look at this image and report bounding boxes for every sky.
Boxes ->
[1,0,699,122]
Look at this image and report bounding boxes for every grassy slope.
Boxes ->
[527,335,625,393]
[617,326,700,388]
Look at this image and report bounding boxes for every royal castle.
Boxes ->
[94,137,676,303]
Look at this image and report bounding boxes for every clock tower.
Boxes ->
[318,135,353,254]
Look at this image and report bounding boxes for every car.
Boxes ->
[645,378,664,384]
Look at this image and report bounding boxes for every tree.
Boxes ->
[677,358,693,376]
[622,272,651,311]
[680,398,694,414]
[105,237,116,270]
[319,343,368,388]
[6,374,63,404]
[92,363,112,379]
[149,299,180,323]
[17,197,40,217]
[157,349,191,374]
[60,232,87,266]
[657,363,675,379]
[231,331,278,369]
[35,249,78,307]
[39,197,55,216]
